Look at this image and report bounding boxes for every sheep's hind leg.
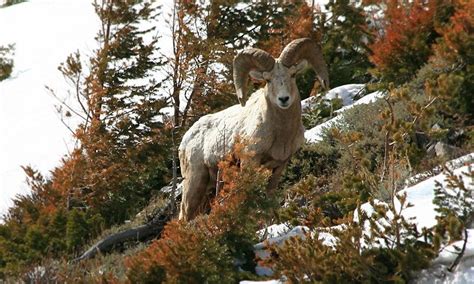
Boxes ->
[179,166,210,221]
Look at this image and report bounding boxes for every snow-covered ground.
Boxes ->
[0,0,100,217]
[416,229,474,283]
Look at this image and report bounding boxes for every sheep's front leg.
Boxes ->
[266,159,289,193]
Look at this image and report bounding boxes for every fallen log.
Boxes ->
[74,183,182,262]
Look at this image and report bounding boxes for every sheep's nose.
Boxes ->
[279,96,290,103]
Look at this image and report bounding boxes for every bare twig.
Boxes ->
[47,87,88,121]
[380,97,395,182]
[448,228,469,272]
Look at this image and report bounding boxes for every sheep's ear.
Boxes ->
[250,71,271,81]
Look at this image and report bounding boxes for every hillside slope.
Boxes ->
[244,92,474,283]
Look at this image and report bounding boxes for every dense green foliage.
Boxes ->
[318,0,374,87]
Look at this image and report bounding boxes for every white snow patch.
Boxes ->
[257,223,291,239]
[251,224,338,279]
[255,225,310,251]
[304,90,385,143]
[353,156,474,283]
[253,225,309,277]
[416,229,474,284]
[354,160,473,242]
[435,230,474,264]
[400,163,473,230]
[301,83,365,111]
[335,90,384,113]
[304,114,342,143]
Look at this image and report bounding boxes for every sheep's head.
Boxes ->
[233,38,329,108]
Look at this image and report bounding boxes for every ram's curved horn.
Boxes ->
[233,49,275,106]
[280,38,329,90]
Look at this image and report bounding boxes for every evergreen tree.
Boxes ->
[0,44,14,81]
[53,0,171,225]
[430,0,474,123]
[66,209,89,253]
[317,0,374,87]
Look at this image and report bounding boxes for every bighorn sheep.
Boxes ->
[179,38,329,221]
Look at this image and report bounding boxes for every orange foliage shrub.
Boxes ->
[125,142,275,283]
[259,3,319,57]
[433,0,474,63]
[429,0,474,119]
[369,0,442,83]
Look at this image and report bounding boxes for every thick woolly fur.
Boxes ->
[179,70,305,221]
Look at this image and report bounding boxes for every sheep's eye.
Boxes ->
[265,79,271,83]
